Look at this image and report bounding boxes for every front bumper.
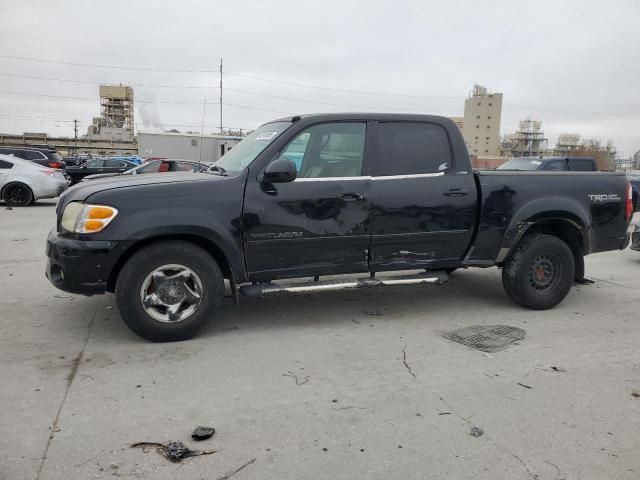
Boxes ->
[45,229,124,295]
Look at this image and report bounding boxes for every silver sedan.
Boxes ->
[0,154,68,206]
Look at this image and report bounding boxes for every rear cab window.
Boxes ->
[375,122,452,176]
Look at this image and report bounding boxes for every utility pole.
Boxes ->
[199,99,206,166]
[219,57,223,135]
[73,119,78,153]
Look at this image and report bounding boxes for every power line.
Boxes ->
[1,62,638,118]
[0,42,218,63]
[224,87,456,112]
[224,71,460,99]
[0,54,218,73]
[0,89,206,104]
[0,72,217,90]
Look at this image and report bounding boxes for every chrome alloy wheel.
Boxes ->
[139,264,203,323]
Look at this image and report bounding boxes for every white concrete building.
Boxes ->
[462,85,503,157]
[137,131,243,162]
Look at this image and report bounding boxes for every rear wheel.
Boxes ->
[116,241,224,342]
[2,183,34,206]
[502,234,575,310]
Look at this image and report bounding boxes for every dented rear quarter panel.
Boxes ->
[468,170,629,263]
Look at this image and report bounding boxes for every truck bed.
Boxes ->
[467,170,629,264]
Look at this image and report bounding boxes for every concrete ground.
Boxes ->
[1,200,639,480]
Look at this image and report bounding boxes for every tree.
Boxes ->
[569,138,616,171]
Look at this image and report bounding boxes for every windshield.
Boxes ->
[213,121,291,174]
[497,158,543,171]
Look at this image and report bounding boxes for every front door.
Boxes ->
[369,121,477,270]
[243,121,372,280]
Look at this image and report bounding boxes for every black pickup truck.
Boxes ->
[46,114,633,341]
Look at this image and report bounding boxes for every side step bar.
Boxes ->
[239,272,448,297]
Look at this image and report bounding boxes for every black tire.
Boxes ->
[443,267,458,274]
[2,183,34,206]
[115,241,224,342]
[502,234,575,310]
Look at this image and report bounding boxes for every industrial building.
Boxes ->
[553,133,581,156]
[0,84,245,157]
[462,85,503,157]
[500,118,548,158]
[137,131,242,163]
[86,85,135,143]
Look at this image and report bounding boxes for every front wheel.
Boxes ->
[116,241,224,341]
[502,234,575,310]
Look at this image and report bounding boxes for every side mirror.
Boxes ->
[262,158,297,183]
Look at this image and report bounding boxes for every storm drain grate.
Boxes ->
[443,325,526,353]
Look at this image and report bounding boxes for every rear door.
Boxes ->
[368,121,477,270]
[243,121,372,279]
[0,159,13,188]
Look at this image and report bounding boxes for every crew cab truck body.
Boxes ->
[46,114,633,341]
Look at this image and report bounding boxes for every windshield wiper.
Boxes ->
[208,165,228,176]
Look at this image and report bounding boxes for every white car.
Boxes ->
[0,154,68,206]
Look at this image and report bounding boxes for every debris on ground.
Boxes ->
[632,391,640,398]
[351,319,361,324]
[191,426,216,441]
[106,306,113,310]
[131,441,216,463]
[469,427,484,437]
[518,382,533,389]
[438,412,452,415]
[443,325,525,353]
[283,370,310,385]
[576,277,596,284]
[5,207,12,210]
[550,366,566,372]
[215,458,256,480]
[363,309,383,316]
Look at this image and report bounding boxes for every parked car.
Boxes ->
[497,156,596,171]
[631,224,640,252]
[65,158,138,184]
[628,175,640,212]
[46,113,633,341]
[0,154,67,206]
[0,145,71,184]
[80,159,211,182]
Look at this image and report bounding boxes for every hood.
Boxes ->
[60,172,226,205]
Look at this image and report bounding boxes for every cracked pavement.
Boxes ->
[1,201,639,480]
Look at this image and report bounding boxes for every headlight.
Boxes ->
[61,202,118,233]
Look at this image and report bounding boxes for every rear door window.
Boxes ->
[23,150,45,160]
[85,159,104,168]
[376,122,452,176]
[0,159,13,169]
[568,159,595,171]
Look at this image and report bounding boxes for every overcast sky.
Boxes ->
[1,0,639,155]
